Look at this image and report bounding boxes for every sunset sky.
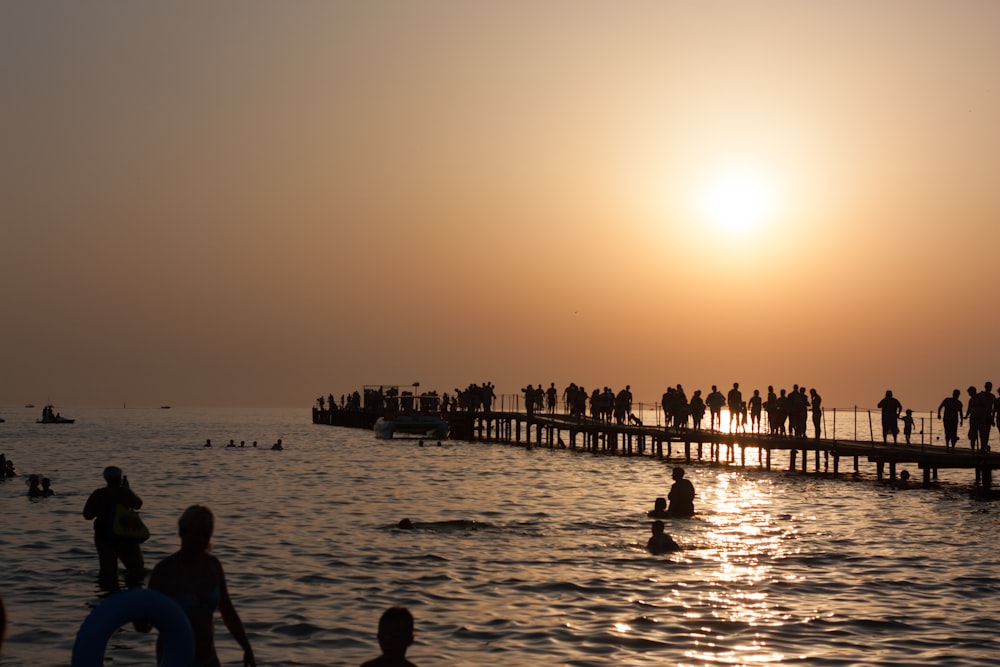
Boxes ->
[3,1,999,410]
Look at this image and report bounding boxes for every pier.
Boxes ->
[313,406,999,495]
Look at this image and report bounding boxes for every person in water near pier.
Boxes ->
[647,497,669,518]
[646,521,681,554]
[41,477,54,496]
[937,389,964,449]
[666,467,695,517]
[83,466,145,588]
[362,606,418,667]
[877,390,902,444]
[142,505,256,667]
[27,474,43,498]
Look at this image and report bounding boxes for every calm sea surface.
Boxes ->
[1,406,998,666]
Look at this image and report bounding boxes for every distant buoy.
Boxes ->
[72,589,194,667]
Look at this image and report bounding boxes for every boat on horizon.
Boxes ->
[36,404,75,424]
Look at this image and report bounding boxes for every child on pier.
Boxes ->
[902,409,915,445]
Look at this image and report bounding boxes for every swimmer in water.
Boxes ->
[646,520,681,555]
[647,497,670,518]
[666,467,695,518]
[27,474,43,498]
[361,606,418,667]
[398,518,414,530]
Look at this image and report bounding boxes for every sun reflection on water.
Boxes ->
[671,471,799,664]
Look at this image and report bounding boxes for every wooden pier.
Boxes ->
[449,411,1000,493]
[313,408,999,494]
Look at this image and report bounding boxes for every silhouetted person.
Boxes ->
[204,439,212,447]
[901,409,915,444]
[877,390,902,444]
[142,505,256,667]
[689,390,706,430]
[271,439,283,451]
[972,382,996,452]
[706,385,726,431]
[965,386,980,451]
[647,497,669,519]
[82,466,145,587]
[896,469,912,490]
[362,606,417,667]
[27,474,43,498]
[727,383,742,431]
[41,477,55,496]
[809,389,823,439]
[646,520,681,554]
[666,467,695,517]
[937,389,964,449]
[748,389,763,433]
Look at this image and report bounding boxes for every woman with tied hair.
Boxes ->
[144,505,256,667]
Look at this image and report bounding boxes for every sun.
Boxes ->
[698,170,776,234]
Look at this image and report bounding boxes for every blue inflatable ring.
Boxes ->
[72,588,194,667]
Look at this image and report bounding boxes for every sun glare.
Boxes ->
[699,170,776,235]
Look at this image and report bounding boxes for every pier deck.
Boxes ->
[312,408,999,493]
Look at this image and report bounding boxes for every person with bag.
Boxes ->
[83,465,147,588]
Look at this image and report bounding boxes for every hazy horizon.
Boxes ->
[3,2,999,411]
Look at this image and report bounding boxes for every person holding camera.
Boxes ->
[82,466,146,588]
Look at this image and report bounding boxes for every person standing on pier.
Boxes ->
[964,386,981,451]
[689,390,706,430]
[877,390,903,444]
[969,382,996,452]
[748,389,763,433]
[727,383,743,432]
[706,385,726,431]
[937,389,963,449]
[810,389,823,439]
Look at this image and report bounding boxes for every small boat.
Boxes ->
[25,403,35,408]
[36,404,75,424]
[374,414,449,440]
[160,405,172,409]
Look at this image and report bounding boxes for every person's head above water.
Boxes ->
[397,518,414,530]
[376,606,414,658]
[652,497,666,511]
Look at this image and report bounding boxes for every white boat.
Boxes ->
[374,414,449,440]
[368,383,449,440]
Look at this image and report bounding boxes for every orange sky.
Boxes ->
[2,1,999,410]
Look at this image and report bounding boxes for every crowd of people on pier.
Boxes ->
[320,378,1000,453]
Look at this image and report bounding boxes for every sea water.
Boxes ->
[0,406,998,666]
